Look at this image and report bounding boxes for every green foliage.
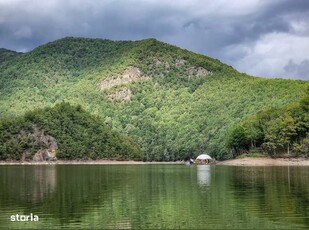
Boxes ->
[228,90,309,157]
[0,37,308,160]
[227,125,250,157]
[0,48,21,64]
[0,102,143,160]
[236,152,267,159]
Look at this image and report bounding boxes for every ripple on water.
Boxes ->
[0,165,308,229]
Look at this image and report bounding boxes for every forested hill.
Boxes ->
[228,90,309,157]
[0,37,308,160]
[0,103,143,161]
[0,48,21,64]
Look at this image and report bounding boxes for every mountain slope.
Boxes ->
[0,48,22,64]
[0,37,308,160]
[228,90,309,157]
[0,102,142,160]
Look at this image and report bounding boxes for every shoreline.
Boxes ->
[217,157,309,166]
[1,157,309,166]
[0,160,184,165]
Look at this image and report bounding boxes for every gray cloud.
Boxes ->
[0,0,308,80]
[284,59,309,80]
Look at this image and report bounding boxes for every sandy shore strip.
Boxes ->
[217,157,309,166]
[1,158,309,166]
[0,160,184,165]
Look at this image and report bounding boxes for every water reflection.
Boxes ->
[196,165,211,186]
[0,165,308,229]
[230,166,309,228]
[0,165,57,204]
[32,166,56,203]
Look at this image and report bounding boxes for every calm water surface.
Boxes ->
[0,165,308,229]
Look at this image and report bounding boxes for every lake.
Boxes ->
[0,164,308,229]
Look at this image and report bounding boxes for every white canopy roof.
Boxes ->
[196,154,212,160]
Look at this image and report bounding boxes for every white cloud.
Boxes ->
[229,32,309,79]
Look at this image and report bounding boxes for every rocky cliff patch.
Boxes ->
[13,125,58,161]
[147,58,212,78]
[107,88,132,102]
[99,67,150,90]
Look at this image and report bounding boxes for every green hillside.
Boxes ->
[0,37,308,160]
[0,48,21,64]
[0,102,142,160]
[228,90,309,157]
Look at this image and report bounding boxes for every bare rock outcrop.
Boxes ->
[31,126,57,161]
[188,66,212,77]
[32,149,57,161]
[148,58,212,78]
[108,88,132,102]
[15,125,58,161]
[99,67,150,90]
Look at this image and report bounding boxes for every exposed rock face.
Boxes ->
[14,125,58,161]
[175,59,186,67]
[188,66,212,77]
[99,67,150,90]
[33,149,57,161]
[31,126,57,161]
[149,58,212,78]
[108,88,132,102]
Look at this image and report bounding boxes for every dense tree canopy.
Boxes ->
[0,48,21,64]
[227,89,309,157]
[0,103,143,160]
[0,37,308,160]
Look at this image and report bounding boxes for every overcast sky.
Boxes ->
[1,0,309,80]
